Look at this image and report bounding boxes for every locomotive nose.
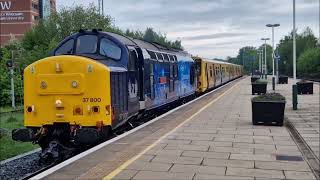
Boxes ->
[24,55,112,127]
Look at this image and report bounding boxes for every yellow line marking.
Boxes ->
[103,80,242,180]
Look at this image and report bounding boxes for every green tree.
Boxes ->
[0,4,184,107]
[0,39,24,106]
[277,27,317,76]
[297,48,320,79]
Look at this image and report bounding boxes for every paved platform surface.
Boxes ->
[274,79,319,161]
[42,77,318,180]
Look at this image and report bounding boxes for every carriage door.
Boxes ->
[128,48,140,113]
[205,63,209,89]
[220,65,223,83]
[213,64,216,87]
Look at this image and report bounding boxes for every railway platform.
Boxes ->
[33,77,318,180]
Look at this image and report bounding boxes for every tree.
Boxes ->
[297,48,320,79]
[277,27,317,76]
[0,4,184,106]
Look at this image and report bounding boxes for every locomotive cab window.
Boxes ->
[100,38,121,60]
[76,35,98,54]
[55,39,74,55]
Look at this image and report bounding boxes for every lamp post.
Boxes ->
[266,23,280,90]
[292,0,298,110]
[258,50,262,76]
[242,49,245,73]
[261,38,270,79]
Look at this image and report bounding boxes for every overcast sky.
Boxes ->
[57,0,319,59]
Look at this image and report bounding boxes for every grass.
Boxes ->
[0,112,39,161]
[0,106,24,113]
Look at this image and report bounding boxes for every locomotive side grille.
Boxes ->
[111,72,128,118]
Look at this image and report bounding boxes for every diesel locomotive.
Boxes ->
[12,29,242,160]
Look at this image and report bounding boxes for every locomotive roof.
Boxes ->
[99,31,189,56]
[201,58,241,66]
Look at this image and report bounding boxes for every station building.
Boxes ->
[0,0,56,46]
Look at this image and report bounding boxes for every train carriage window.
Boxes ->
[99,38,121,60]
[76,35,98,54]
[156,53,163,60]
[169,55,175,61]
[163,54,169,61]
[150,63,155,99]
[174,64,178,77]
[210,66,213,77]
[173,55,177,61]
[169,64,174,92]
[55,39,74,55]
[147,50,157,60]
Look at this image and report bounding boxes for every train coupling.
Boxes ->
[12,128,34,142]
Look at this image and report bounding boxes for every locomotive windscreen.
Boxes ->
[76,35,98,54]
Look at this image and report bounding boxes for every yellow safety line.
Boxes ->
[103,79,242,180]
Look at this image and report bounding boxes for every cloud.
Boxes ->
[181,32,250,41]
[57,0,319,59]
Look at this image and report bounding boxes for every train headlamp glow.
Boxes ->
[71,81,78,88]
[55,99,63,107]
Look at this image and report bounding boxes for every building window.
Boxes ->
[32,15,39,21]
[32,2,39,11]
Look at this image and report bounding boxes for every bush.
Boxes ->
[252,93,285,102]
[253,79,268,84]
[297,48,320,79]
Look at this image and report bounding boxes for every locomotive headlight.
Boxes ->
[55,99,63,107]
[71,81,78,88]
